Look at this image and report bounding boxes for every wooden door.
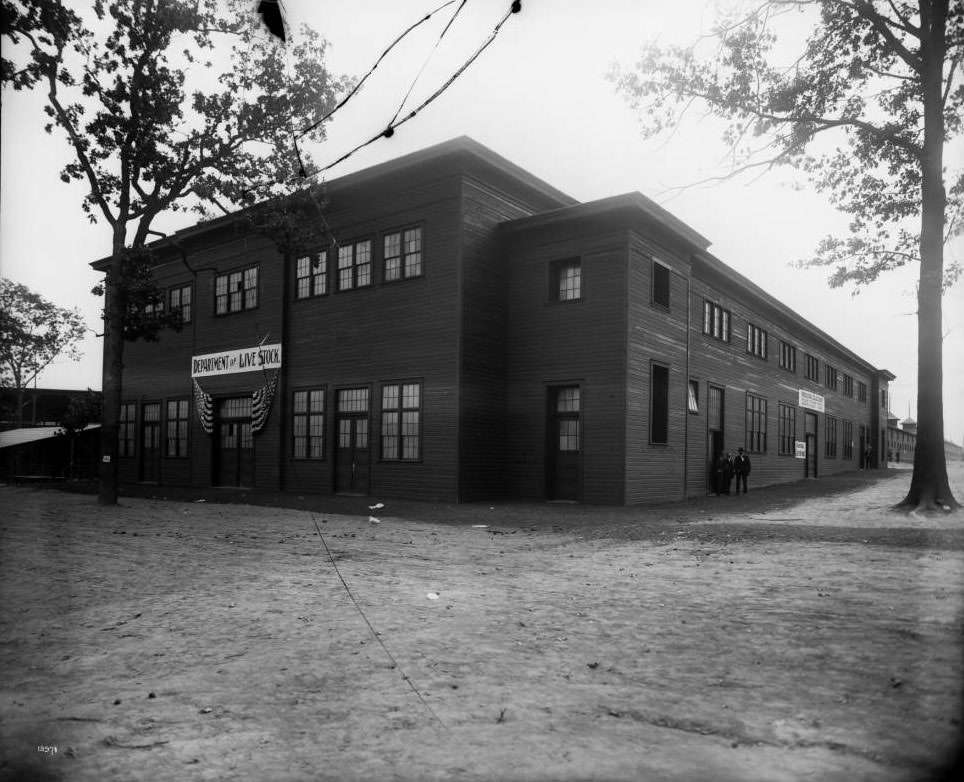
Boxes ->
[547,386,581,501]
[215,397,254,487]
[335,388,370,495]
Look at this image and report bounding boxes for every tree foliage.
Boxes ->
[611,0,961,510]
[611,0,962,289]
[0,278,88,427]
[1,0,349,503]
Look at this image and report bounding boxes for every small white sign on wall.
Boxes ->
[794,441,807,459]
[798,389,825,412]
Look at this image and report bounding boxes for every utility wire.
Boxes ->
[389,0,469,127]
[312,516,447,731]
[244,1,522,201]
[295,0,459,141]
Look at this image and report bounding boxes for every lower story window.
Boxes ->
[746,393,767,453]
[166,399,189,457]
[119,402,136,457]
[825,415,838,458]
[842,420,853,460]
[381,382,421,460]
[651,363,669,444]
[292,389,325,459]
[778,402,796,455]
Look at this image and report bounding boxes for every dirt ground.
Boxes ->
[1,465,963,782]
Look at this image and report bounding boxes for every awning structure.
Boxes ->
[0,424,100,449]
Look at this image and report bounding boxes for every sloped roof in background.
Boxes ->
[0,425,100,449]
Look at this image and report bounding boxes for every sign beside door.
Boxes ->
[794,440,807,459]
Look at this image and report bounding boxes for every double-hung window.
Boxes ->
[778,402,796,455]
[384,227,422,281]
[746,393,767,453]
[779,341,796,373]
[295,252,328,299]
[337,240,372,291]
[292,389,325,459]
[215,266,258,314]
[166,399,189,457]
[169,284,192,323]
[703,301,730,342]
[747,323,768,360]
[381,382,421,460]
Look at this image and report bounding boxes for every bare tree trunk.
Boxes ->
[898,0,957,510]
[98,246,126,506]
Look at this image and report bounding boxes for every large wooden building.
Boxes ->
[95,137,894,504]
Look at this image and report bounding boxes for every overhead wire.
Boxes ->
[243,0,523,201]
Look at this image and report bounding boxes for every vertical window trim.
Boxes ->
[687,379,700,415]
[118,402,137,458]
[214,265,259,315]
[825,415,839,458]
[383,226,423,282]
[778,402,796,456]
[550,257,582,302]
[165,398,189,458]
[745,393,768,453]
[702,300,731,342]
[292,388,326,460]
[747,323,768,360]
[295,251,328,300]
[337,239,373,291]
[650,362,670,445]
[652,259,671,309]
[380,380,422,461]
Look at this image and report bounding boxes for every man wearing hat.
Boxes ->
[733,447,751,494]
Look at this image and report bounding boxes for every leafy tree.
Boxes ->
[2,0,348,504]
[611,0,962,510]
[0,278,88,428]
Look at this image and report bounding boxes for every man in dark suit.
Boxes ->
[733,448,751,494]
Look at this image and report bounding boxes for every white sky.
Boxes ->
[1,0,962,443]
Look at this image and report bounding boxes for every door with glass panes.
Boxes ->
[335,388,370,495]
[215,397,254,487]
[547,385,581,501]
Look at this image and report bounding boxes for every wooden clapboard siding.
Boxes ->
[624,236,692,504]
[458,178,548,501]
[503,222,629,505]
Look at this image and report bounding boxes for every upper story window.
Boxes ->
[551,258,582,301]
[779,341,796,373]
[687,380,699,414]
[881,388,888,410]
[843,373,854,397]
[384,227,422,281]
[857,381,868,402]
[295,251,328,299]
[805,353,820,382]
[652,260,670,308]
[337,240,372,291]
[825,364,839,391]
[215,266,258,315]
[703,300,730,342]
[169,284,192,324]
[746,323,768,360]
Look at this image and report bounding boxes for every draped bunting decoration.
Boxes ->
[193,379,214,434]
[251,370,279,433]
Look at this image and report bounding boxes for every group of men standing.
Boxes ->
[713,448,751,495]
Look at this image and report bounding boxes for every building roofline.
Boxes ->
[695,251,892,377]
[91,136,577,270]
[499,191,712,252]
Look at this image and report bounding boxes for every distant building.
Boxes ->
[887,411,963,465]
[92,137,894,504]
[0,387,87,430]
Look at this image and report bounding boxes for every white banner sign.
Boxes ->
[794,440,807,460]
[191,344,283,377]
[798,389,825,412]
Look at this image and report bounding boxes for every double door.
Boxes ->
[215,397,254,487]
[335,388,370,495]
